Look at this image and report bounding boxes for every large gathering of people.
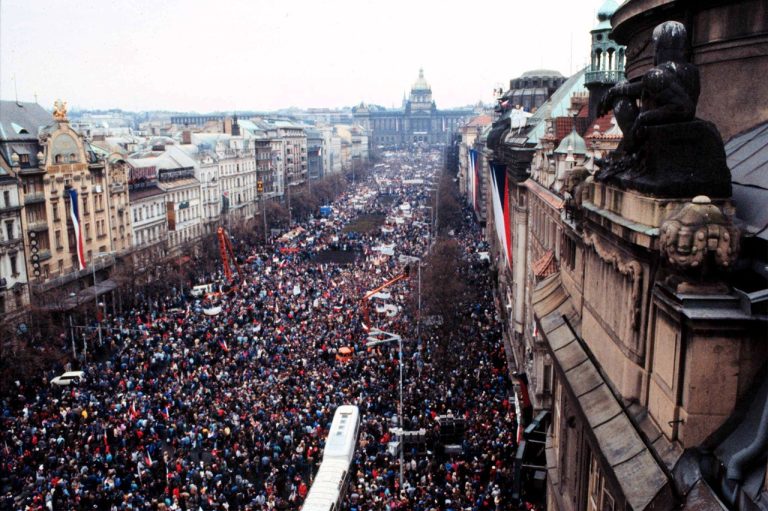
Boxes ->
[1,149,520,511]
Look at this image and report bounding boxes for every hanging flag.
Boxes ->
[67,188,86,270]
[469,149,480,215]
[490,162,512,269]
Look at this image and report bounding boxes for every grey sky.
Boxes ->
[0,0,601,113]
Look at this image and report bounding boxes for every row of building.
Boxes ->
[458,0,767,509]
[0,101,371,320]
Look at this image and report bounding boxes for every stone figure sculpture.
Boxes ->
[596,21,732,198]
[659,195,740,291]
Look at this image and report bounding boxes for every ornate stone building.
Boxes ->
[0,147,28,320]
[0,101,134,307]
[481,1,768,509]
[354,69,474,147]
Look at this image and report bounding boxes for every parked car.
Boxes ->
[50,370,85,387]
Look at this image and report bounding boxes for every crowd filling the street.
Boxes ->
[1,149,522,511]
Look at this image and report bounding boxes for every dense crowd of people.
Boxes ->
[0,149,521,511]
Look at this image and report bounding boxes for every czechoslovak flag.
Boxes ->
[67,188,86,270]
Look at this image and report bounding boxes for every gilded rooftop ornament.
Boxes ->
[53,99,68,121]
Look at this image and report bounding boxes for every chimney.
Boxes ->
[182,130,192,144]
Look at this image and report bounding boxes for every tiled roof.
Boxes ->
[466,114,493,127]
[584,114,616,138]
[129,184,164,201]
[0,101,52,141]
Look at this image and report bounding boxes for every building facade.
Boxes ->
[480,1,768,509]
[0,163,28,318]
[354,69,474,147]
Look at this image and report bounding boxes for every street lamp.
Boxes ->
[68,292,77,359]
[366,327,405,490]
[91,251,114,347]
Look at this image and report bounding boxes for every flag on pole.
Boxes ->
[67,188,86,270]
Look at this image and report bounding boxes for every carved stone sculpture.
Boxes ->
[53,99,68,122]
[659,195,740,290]
[596,21,732,198]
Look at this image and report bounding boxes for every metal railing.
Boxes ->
[584,69,624,84]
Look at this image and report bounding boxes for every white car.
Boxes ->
[50,371,85,387]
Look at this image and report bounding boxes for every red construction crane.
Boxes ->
[217,227,242,284]
[360,265,410,331]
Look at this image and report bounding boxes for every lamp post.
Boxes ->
[68,293,77,359]
[91,251,113,348]
[366,328,405,490]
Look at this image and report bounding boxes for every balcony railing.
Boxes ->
[24,193,46,205]
[27,220,49,232]
[585,69,624,85]
[0,204,21,214]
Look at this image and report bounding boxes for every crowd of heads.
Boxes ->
[1,149,521,511]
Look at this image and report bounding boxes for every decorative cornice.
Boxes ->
[582,231,643,330]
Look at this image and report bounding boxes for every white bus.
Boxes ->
[302,405,360,511]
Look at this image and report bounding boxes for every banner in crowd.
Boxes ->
[490,162,512,269]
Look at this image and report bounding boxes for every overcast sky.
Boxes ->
[0,0,603,113]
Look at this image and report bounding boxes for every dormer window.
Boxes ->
[11,122,29,135]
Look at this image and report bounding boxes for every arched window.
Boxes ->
[594,49,602,71]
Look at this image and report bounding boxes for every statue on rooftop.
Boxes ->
[595,21,732,198]
[53,99,68,122]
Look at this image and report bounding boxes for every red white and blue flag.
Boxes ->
[490,162,512,269]
[469,149,480,215]
[67,188,86,270]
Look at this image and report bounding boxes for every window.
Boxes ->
[9,253,18,276]
[55,230,63,250]
[5,220,13,241]
[3,190,10,208]
[85,223,91,241]
[587,453,615,511]
[67,229,76,251]
[543,363,552,394]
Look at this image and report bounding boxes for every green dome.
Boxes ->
[554,129,587,155]
[597,0,619,21]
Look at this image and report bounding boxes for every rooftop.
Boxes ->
[0,101,52,142]
[726,121,768,241]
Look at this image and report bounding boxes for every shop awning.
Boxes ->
[532,273,672,510]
